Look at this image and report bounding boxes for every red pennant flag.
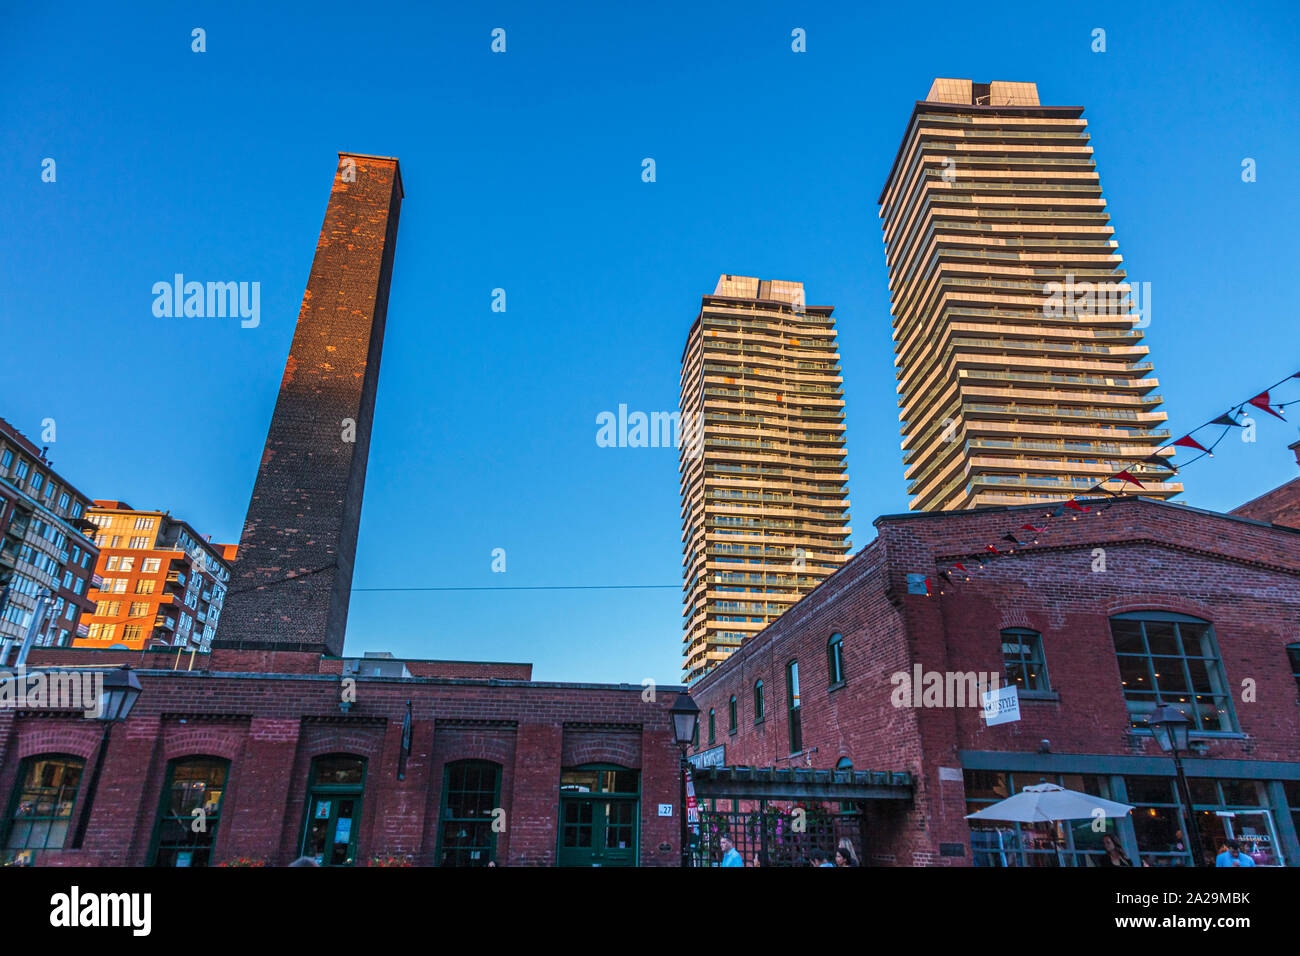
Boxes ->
[1248,391,1286,421]
[953,563,967,572]
[984,544,1001,556]
[1021,524,1043,533]
[1172,435,1211,456]
[1064,499,1090,513]
[1113,469,1145,488]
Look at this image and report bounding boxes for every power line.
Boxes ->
[352,584,678,593]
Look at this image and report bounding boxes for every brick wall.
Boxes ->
[0,658,687,867]
[689,496,1300,865]
[216,154,403,657]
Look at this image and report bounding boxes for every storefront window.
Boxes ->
[1125,776,1282,867]
[438,760,500,867]
[151,757,227,867]
[965,771,1115,867]
[4,755,84,854]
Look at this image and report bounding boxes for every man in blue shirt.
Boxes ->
[1215,840,1257,867]
[719,835,744,867]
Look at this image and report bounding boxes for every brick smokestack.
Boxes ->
[216,153,403,656]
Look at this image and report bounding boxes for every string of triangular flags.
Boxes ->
[927,369,1300,596]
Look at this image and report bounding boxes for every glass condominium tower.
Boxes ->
[878,79,1181,511]
[678,275,851,685]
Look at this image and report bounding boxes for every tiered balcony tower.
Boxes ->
[878,79,1181,511]
[679,276,851,684]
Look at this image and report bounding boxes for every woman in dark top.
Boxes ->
[1096,833,1133,866]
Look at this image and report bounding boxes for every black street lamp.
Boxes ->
[1147,702,1205,867]
[70,665,143,849]
[669,692,700,868]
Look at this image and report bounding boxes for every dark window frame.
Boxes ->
[827,632,845,686]
[3,753,84,854]
[1001,628,1051,693]
[149,755,229,867]
[436,758,502,867]
[786,660,802,754]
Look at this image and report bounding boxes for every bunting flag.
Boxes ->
[925,368,1299,596]
[1249,391,1286,421]
[1112,469,1145,488]
[1172,435,1211,455]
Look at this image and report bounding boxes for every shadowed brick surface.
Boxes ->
[216,154,403,656]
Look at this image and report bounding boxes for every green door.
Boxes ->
[557,765,640,867]
[303,795,360,866]
[300,755,366,867]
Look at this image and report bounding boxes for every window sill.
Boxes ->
[1127,729,1246,741]
[728,729,737,737]
[828,680,847,694]
[753,718,765,727]
[1018,690,1059,702]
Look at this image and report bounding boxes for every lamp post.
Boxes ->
[1147,702,1205,867]
[69,665,143,849]
[669,692,700,869]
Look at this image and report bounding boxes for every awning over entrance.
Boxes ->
[691,766,913,802]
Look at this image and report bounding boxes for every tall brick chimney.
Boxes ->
[215,153,403,656]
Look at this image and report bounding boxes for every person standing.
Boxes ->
[1215,840,1257,867]
[1096,834,1132,867]
[837,838,859,867]
[719,835,744,867]
[810,848,835,867]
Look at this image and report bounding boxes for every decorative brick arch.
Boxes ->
[998,608,1034,631]
[432,726,516,766]
[1103,597,1217,622]
[163,726,244,764]
[299,725,385,761]
[562,729,642,768]
[17,725,101,761]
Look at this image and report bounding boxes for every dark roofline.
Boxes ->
[872,493,1300,536]
[877,99,1086,205]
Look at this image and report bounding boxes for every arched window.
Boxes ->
[151,756,228,866]
[4,754,84,854]
[1109,611,1233,732]
[301,754,367,866]
[786,660,802,754]
[438,759,501,867]
[728,695,737,733]
[1001,628,1049,692]
[708,708,716,744]
[827,632,845,685]
[754,680,765,724]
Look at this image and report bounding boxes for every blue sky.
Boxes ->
[3,1,1298,683]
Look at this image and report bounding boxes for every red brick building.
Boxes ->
[0,155,690,869]
[688,484,1300,867]
[0,646,684,867]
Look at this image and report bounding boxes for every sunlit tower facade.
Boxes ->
[679,276,851,685]
[878,79,1181,511]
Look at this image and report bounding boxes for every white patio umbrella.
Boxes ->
[965,783,1134,823]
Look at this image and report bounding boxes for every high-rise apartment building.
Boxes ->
[0,418,99,656]
[679,275,851,684]
[79,501,233,651]
[878,79,1181,511]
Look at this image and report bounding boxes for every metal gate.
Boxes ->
[692,803,864,867]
